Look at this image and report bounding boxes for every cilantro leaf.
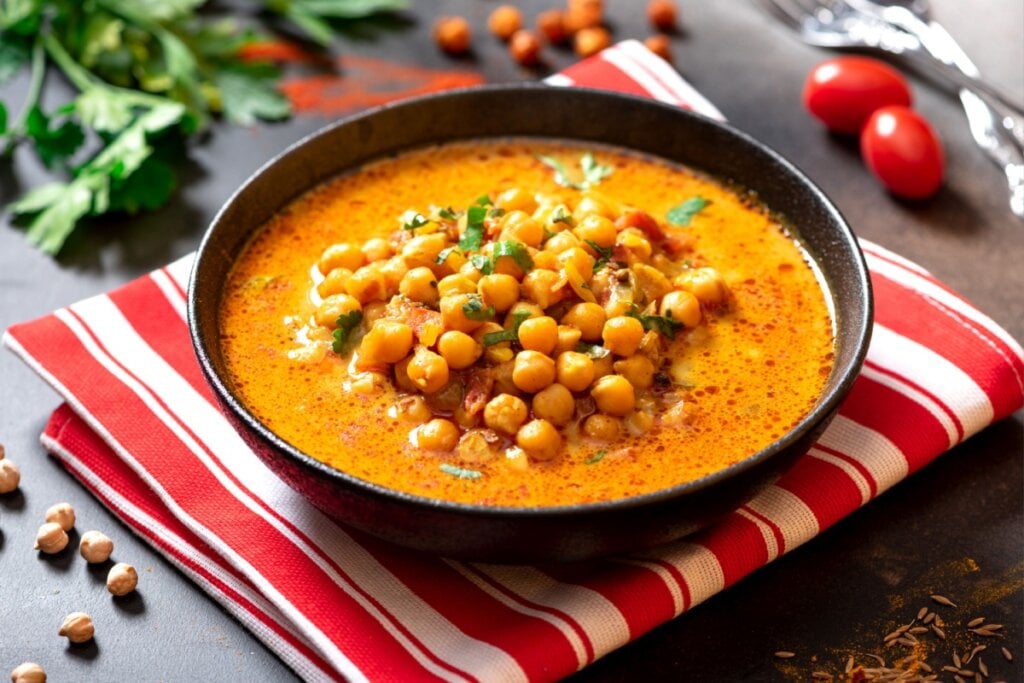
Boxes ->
[470,254,493,275]
[537,154,580,190]
[0,37,31,84]
[438,206,460,221]
[331,310,363,354]
[402,212,428,231]
[584,239,613,272]
[435,245,460,265]
[214,63,291,126]
[580,152,613,188]
[667,196,710,226]
[107,154,176,213]
[461,295,494,321]
[458,203,487,252]
[74,87,134,134]
[586,450,607,464]
[0,101,7,136]
[551,206,574,226]
[491,240,533,273]
[25,106,85,168]
[627,305,684,340]
[267,0,410,46]
[482,310,531,346]
[439,462,482,479]
[574,342,611,359]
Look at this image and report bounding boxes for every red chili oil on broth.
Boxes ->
[219,139,834,507]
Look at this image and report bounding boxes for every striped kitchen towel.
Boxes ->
[4,41,1023,682]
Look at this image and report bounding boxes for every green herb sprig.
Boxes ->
[666,196,710,226]
[537,152,613,191]
[627,304,684,340]
[482,310,530,346]
[331,310,363,354]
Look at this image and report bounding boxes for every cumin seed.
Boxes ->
[909,626,929,634]
[968,617,986,628]
[811,672,832,680]
[919,661,933,672]
[774,651,795,659]
[916,607,929,620]
[846,655,855,672]
[958,670,975,677]
[955,676,967,683]
[924,612,936,624]
[965,645,986,664]
[897,637,917,647]
[954,653,963,668]
[944,665,963,673]
[932,594,958,608]
[1000,646,1012,662]
[978,657,988,677]
[932,625,946,639]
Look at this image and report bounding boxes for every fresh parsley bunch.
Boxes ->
[0,0,407,254]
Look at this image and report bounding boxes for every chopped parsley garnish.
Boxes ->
[627,305,684,340]
[459,203,487,251]
[470,254,493,274]
[436,246,460,265]
[574,342,611,359]
[551,206,575,226]
[491,240,534,273]
[402,213,429,231]
[475,194,492,207]
[483,310,531,346]
[585,239,614,272]
[438,206,461,221]
[586,450,607,464]
[666,196,710,226]
[331,310,363,354]
[461,295,495,321]
[439,463,483,479]
[489,207,506,218]
[537,152,613,190]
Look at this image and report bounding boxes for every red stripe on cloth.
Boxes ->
[774,456,867,530]
[639,557,693,613]
[864,359,965,443]
[691,514,769,589]
[739,505,786,556]
[557,57,653,99]
[813,443,879,499]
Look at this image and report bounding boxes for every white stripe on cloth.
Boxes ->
[63,297,529,683]
[151,268,188,323]
[744,484,820,553]
[646,542,725,613]
[817,416,909,495]
[612,41,725,120]
[806,448,873,504]
[860,364,960,448]
[736,509,780,562]
[42,436,339,683]
[859,238,932,277]
[166,254,195,289]
[608,558,686,615]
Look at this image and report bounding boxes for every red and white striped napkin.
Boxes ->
[5,41,1023,682]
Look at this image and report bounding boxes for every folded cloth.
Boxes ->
[5,41,1023,682]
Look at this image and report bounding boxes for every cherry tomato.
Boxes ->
[803,57,912,134]
[860,105,944,199]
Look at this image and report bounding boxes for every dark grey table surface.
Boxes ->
[1,1,1022,681]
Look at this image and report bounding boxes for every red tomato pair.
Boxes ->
[803,57,944,200]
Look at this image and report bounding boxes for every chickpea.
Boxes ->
[520,269,565,310]
[418,419,460,451]
[557,246,596,282]
[459,260,484,282]
[556,351,595,391]
[592,352,615,380]
[406,346,450,394]
[79,530,114,563]
[532,384,575,426]
[516,419,562,461]
[591,375,636,416]
[362,302,388,327]
[537,8,569,44]
[565,0,603,33]
[393,356,418,393]
[316,267,353,298]
[0,459,20,494]
[359,321,413,364]
[351,371,387,395]
[512,350,556,393]
[573,214,617,250]
[644,34,673,62]
[314,293,361,328]
[492,360,518,396]
[602,316,644,356]
[517,316,558,355]
[496,188,538,214]
[562,302,606,341]
[483,393,529,434]
[401,233,448,270]
[45,502,76,531]
[393,395,432,424]
[616,229,653,264]
[106,562,139,596]
[555,325,583,354]
[345,266,388,304]
[440,293,489,333]
[477,274,520,312]
[488,4,523,41]
[660,290,702,328]
[34,522,69,554]
[318,243,364,275]
[437,331,482,370]
[674,267,729,307]
[434,16,471,55]
[378,257,409,292]
[544,230,580,254]
[573,195,615,221]
[647,0,678,31]
[400,266,439,306]
[10,662,46,683]
[625,410,655,436]
[58,612,95,644]
[361,237,392,262]
[582,413,622,441]
[509,29,543,66]
[437,273,477,298]
[504,301,544,326]
[614,355,656,390]
[500,211,544,247]
[532,250,559,271]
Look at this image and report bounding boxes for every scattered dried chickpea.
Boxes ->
[509,30,542,67]
[58,612,95,644]
[9,662,46,683]
[434,16,471,55]
[44,502,76,531]
[565,0,604,33]
[488,5,523,41]
[537,8,569,44]
[106,562,139,596]
[644,34,673,62]
[0,442,5,458]
[34,522,69,554]
[79,530,114,564]
[574,27,611,58]
[0,458,20,494]
[647,0,678,31]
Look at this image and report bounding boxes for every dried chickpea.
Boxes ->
[562,302,606,341]
[509,30,542,67]
[557,246,595,282]
[418,419,460,451]
[314,293,361,328]
[674,267,729,307]
[520,269,565,310]
[582,413,622,441]
[435,16,471,55]
[554,325,583,354]
[496,188,538,214]
[516,419,561,461]
[614,355,656,390]
[565,0,603,33]
[660,290,702,328]
[45,502,76,532]
[488,5,523,41]
[359,321,413,364]
[573,214,617,249]
[58,612,94,644]
[34,522,69,554]
[406,346,450,394]
[79,530,113,563]
[345,266,388,304]
[517,316,558,355]
[437,273,477,297]
[500,211,544,247]
[483,393,529,434]
[10,662,46,683]
[0,458,20,494]
[361,237,392,262]
[532,384,575,426]
[602,316,644,356]
[647,0,678,31]
[437,331,482,370]
[591,375,636,416]
[512,350,556,393]
[440,293,490,332]
[106,562,138,596]
[537,8,568,44]
[556,351,596,392]
[318,243,363,274]
[644,34,673,62]
[400,266,439,306]
[477,274,520,313]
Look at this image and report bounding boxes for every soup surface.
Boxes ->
[219,139,833,507]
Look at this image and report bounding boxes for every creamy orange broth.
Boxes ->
[219,140,833,506]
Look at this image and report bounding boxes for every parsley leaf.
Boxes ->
[537,152,613,190]
[627,305,684,340]
[551,205,574,226]
[470,253,493,275]
[537,154,579,190]
[0,101,7,136]
[402,212,429,231]
[0,36,31,84]
[667,196,710,226]
[586,450,607,464]
[439,462,483,479]
[435,245,460,265]
[331,310,363,354]
[461,295,494,321]
[482,310,530,346]
[267,0,410,46]
[438,206,460,221]
[574,342,611,359]
[25,106,85,168]
[214,62,291,127]
[459,203,487,252]
[491,240,533,273]
[584,239,613,272]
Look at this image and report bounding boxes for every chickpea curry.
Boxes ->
[219,140,834,507]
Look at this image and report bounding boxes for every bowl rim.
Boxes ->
[189,82,873,518]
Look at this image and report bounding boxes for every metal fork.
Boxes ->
[762,0,1024,217]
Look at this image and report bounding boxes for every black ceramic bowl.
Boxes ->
[189,85,872,563]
